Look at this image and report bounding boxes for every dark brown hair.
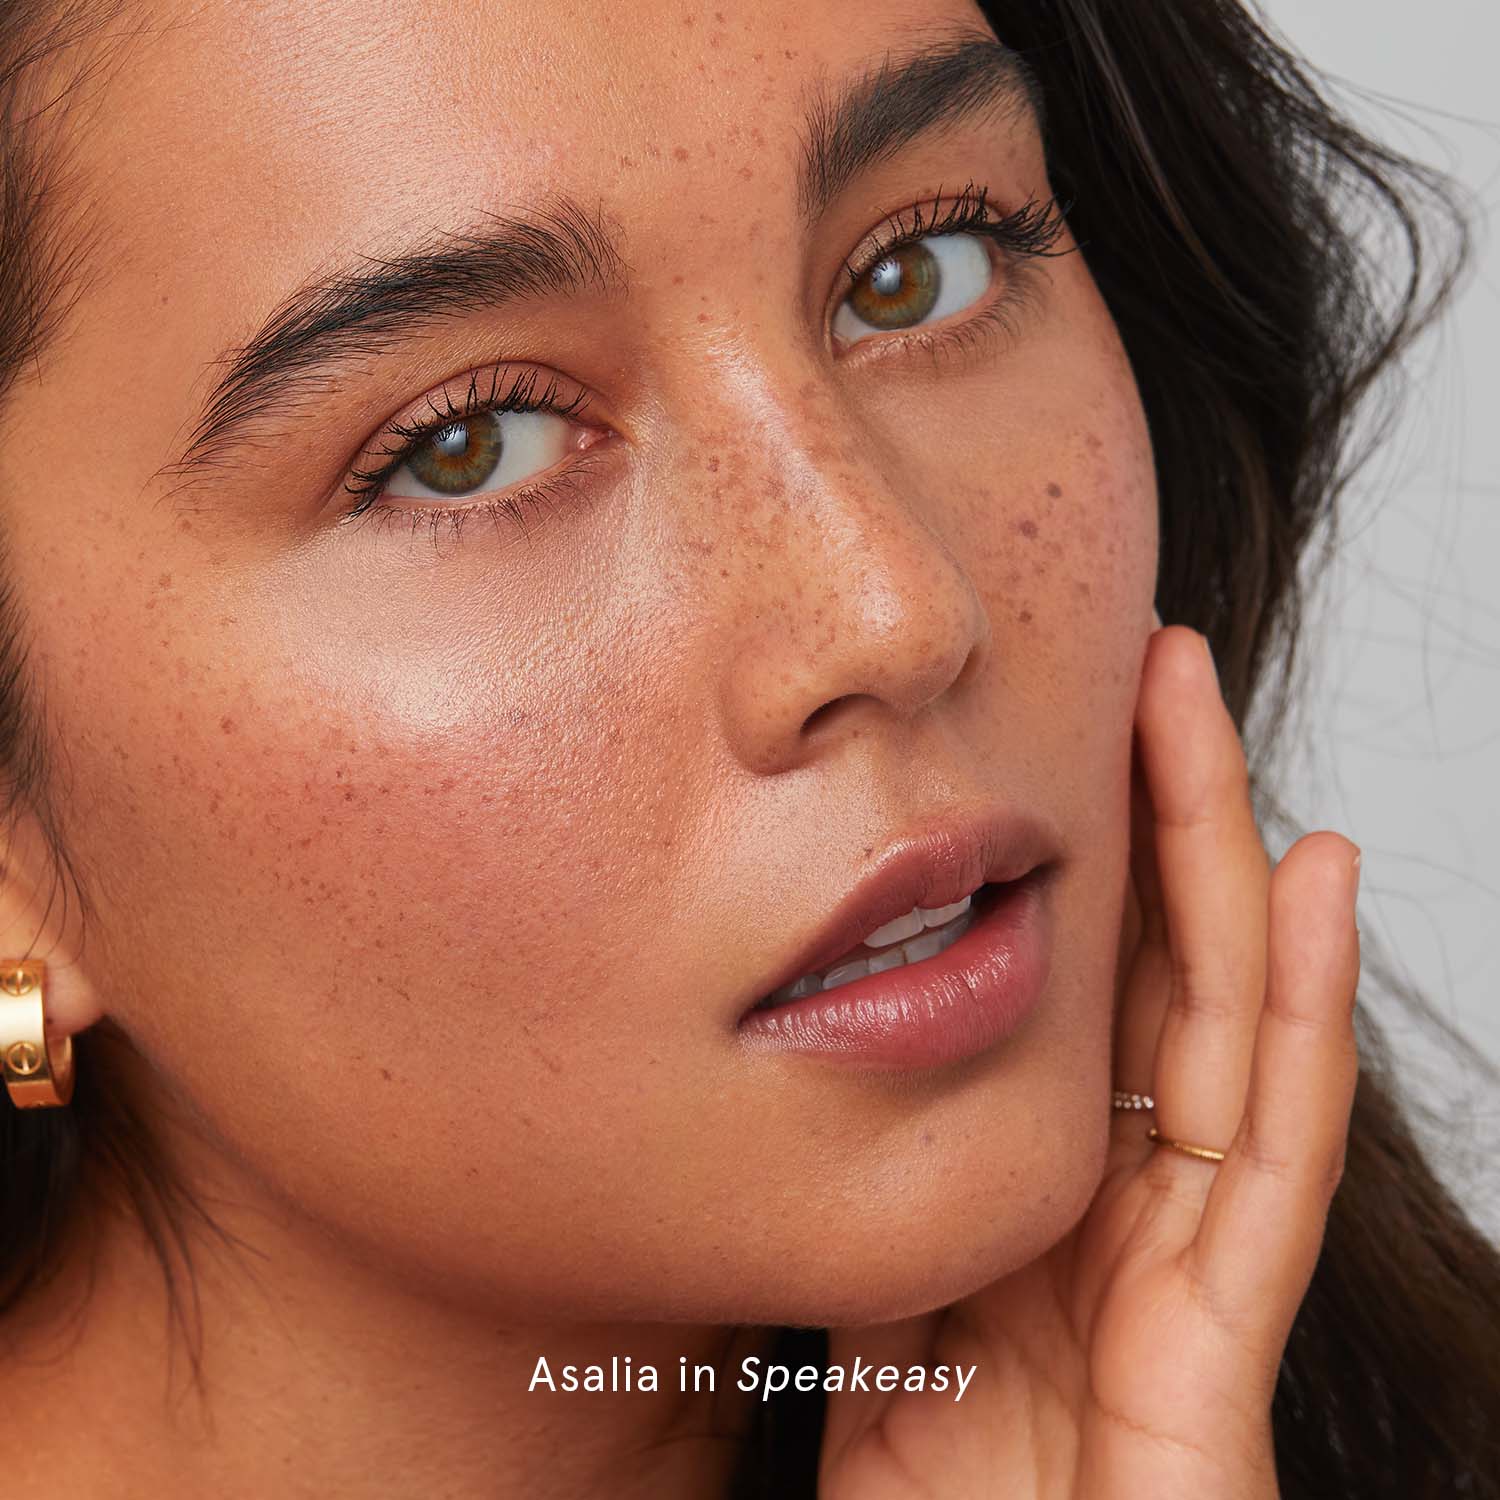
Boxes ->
[1,3,1497,1496]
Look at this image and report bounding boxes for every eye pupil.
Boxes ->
[432,422,471,457]
[849,241,940,330]
[408,413,506,496]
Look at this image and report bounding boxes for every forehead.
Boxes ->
[102,0,1010,265]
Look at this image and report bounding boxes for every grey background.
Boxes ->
[1250,1,1499,1236]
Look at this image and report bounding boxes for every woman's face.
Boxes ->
[10,0,1155,1325]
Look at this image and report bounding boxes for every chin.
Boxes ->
[704,1117,1111,1330]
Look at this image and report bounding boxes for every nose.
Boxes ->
[711,391,993,776]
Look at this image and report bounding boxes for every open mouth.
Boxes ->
[750,879,1013,1011]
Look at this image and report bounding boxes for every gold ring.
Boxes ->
[1146,1126,1226,1163]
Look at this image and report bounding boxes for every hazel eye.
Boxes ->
[832,232,995,345]
[385,408,576,502]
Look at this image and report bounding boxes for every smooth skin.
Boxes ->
[820,624,1362,1497]
[0,1,1357,1495]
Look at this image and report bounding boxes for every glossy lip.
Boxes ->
[736,864,1056,1069]
[736,806,1061,1014]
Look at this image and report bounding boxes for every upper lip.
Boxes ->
[742,805,1061,1011]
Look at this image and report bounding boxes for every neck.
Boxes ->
[0,1169,773,1498]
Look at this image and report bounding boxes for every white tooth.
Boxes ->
[919,895,972,929]
[902,929,946,964]
[765,972,822,1006]
[768,894,978,1014]
[933,913,971,953]
[822,958,871,990]
[862,907,924,949]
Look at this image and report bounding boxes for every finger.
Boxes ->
[1111,608,1169,1119]
[1189,832,1361,1350]
[1111,749,1172,1153]
[1138,628,1271,1178]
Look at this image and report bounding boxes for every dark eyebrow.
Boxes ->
[160,27,1040,495]
[159,194,626,494]
[796,29,1043,225]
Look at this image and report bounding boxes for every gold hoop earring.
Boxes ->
[0,959,75,1108]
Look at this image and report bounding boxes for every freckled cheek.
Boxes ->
[61,623,707,1062]
[951,432,1155,656]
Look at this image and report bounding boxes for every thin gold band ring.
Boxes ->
[1113,1090,1227,1163]
[1145,1125,1227,1163]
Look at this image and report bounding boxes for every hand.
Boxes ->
[817,623,1362,1499]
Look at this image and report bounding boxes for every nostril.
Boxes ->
[801,693,868,737]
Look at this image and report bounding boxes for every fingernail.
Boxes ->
[1351,848,1362,898]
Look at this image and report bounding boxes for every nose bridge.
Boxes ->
[680,347,992,773]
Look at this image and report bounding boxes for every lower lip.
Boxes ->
[736,868,1054,1070]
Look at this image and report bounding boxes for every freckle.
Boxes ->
[752,50,763,61]
[219,715,235,734]
[672,274,685,285]
[380,1068,393,1081]
[618,154,637,169]
[1074,580,1092,599]
[156,572,172,589]
[1016,518,1038,539]
[1046,482,1062,498]
[719,568,729,578]
[673,145,690,161]
[739,165,753,179]
[706,455,719,472]
[1018,609,1033,624]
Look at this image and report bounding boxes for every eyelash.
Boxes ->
[337,180,1071,547]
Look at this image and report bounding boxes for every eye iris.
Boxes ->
[407,414,505,495]
[850,242,940,329]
